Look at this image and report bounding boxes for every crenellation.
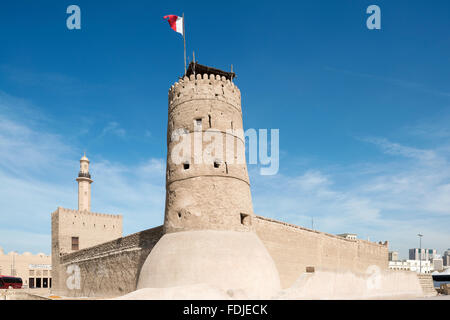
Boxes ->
[57,207,122,219]
[255,215,388,248]
[168,72,241,112]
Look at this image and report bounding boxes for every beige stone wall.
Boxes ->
[53,226,163,297]
[77,179,92,212]
[254,216,389,288]
[49,214,390,297]
[51,216,389,297]
[51,207,123,294]
[52,207,122,256]
[165,74,254,233]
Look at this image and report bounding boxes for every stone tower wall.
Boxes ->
[164,74,254,233]
[77,180,91,212]
[77,158,92,212]
[51,207,123,294]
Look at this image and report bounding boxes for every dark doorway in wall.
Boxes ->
[36,278,41,288]
[240,213,251,226]
[43,278,48,288]
[29,278,34,288]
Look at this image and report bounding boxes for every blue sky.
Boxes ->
[0,0,449,259]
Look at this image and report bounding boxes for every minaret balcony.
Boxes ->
[78,171,91,179]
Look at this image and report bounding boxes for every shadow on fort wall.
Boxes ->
[57,225,164,298]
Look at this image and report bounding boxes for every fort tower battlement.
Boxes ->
[164,62,254,234]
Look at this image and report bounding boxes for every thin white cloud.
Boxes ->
[101,121,126,138]
[361,137,439,163]
[0,95,165,254]
[251,136,450,259]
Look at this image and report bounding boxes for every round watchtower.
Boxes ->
[137,63,280,297]
[164,69,254,233]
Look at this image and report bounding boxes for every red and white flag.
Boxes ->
[163,15,184,36]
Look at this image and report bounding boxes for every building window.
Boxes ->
[29,270,35,276]
[72,237,79,251]
[183,162,190,170]
[214,161,220,168]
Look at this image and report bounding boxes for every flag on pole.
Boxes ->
[163,15,184,36]
[163,14,187,73]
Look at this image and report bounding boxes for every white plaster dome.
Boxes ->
[137,230,281,299]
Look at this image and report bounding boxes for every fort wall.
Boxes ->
[254,216,389,288]
[54,226,163,298]
[52,217,389,297]
[51,207,123,295]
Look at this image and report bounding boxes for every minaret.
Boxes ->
[76,153,93,212]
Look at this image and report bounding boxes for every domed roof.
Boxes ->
[80,152,89,162]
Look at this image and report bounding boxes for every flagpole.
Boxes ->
[183,12,186,74]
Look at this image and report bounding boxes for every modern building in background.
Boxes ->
[388,259,432,274]
[409,248,437,261]
[0,247,51,288]
[389,251,399,261]
[442,250,450,267]
[337,233,357,240]
[432,258,444,272]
